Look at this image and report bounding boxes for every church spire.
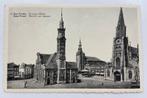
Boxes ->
[117,7,125,26]
[78,39,82,49]
[116,8,126,37]
[59,8,64,28]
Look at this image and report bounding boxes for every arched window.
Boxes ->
[128,70,132,79]
[116,57,120,68]
[107,70,110,77]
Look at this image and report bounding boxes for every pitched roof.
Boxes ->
[45,52,58,69]
[8,63,19,67]
[66,62,77,69]
[86,56,105,63]
[128,46,138,58]
[39,54,51,64]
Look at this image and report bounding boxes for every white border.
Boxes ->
[3,4,144,93]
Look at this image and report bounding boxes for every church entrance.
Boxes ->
[114,71,121,81]
[47,78,50,85]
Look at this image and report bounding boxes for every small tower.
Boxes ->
[56,9,66,83]
[76,40,86,71]
[112,8,129,82]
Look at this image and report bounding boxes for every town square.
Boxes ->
[7,7,140,89]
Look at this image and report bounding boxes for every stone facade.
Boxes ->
[66,62,78,83]
[105,8,139,82]
[76,40,86,71]
[56,11,66,83]
[34,10,78,85]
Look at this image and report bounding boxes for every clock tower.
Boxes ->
[112,8,129,82]
[56,9,66,83]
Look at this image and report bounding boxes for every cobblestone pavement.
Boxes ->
[7,76,138,89]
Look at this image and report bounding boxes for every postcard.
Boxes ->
[4,5,143,93]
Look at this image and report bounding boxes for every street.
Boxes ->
[7,75,138,89]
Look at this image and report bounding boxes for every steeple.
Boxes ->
[59,9,64,28]
[76,39,83,55]
[56,8,66,83]
[76,39,86,71]
[118,8,125,26]
[57,8,66,60]
[78,39,82,50]
[116,8,126,37]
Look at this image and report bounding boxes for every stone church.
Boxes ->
[105,8,139,82]
[34,10,78,85]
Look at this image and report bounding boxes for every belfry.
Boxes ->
[56,9,66,83]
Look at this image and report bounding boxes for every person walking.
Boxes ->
[24,81,27,88]
[102,82,104,87]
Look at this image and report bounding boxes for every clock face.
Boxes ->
[116,39,122,44]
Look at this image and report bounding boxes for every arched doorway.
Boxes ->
[114,71,121,81]
[47,78,50,85]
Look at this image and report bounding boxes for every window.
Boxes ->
[116,57,120,68]
[107,70,110,77]
[128,70,132,79]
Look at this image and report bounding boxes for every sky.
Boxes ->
[8,7,139,64]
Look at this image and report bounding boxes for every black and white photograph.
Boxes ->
[4,6,142,92]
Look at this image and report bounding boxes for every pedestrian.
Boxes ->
[24,81,27,88]
[102,82,104,86]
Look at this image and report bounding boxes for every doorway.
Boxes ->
[114,71,121,81]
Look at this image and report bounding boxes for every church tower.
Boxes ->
[56,9,66,83]
[76,40,86,71]
[112,8,129,82]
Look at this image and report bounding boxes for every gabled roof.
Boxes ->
[39,54,51,64]
[66,62,77,69]
[45,52,58,69]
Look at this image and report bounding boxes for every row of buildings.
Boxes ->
[8,8,139,85]
[7,63,34,80]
